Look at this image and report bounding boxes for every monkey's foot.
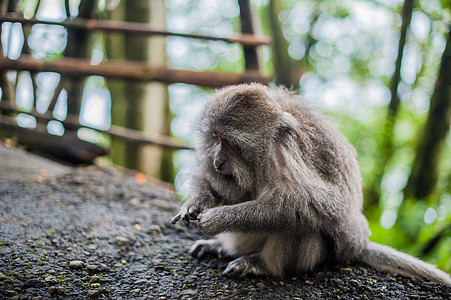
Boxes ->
[223,255,267,278]
[189,239,230,259]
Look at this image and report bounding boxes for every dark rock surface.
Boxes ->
[0,149,450,299]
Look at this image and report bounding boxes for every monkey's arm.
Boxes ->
[171,179,220,227]
[197,187,342,235]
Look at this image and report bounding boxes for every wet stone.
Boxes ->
[44,276,58,285]
[24,278,40,287]
[135,279,148,285]
[68,260,85,269]
[87,264,99,273]
[183,289,197,296]
[98,263,108,272]
[115,236,130,246]
[48,286,65,295]
[256,282,265,289]
[4,290,16,297]
[87,289,101,298]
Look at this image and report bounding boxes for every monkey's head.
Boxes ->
[197,83,287,188]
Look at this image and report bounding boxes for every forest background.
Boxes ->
[1,0,450,272]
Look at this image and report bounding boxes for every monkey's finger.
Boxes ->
[190,244,207,259]
[188,206,199,220]
[171,213,181,224]
[217,248,230,260]
[222,264,239,277]
[223,267,247,278]
[223,258,252,278]
[182,217,191,227]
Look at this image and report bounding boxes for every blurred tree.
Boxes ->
[105,0,172,180]
[103,0,127,167]
[238,0,261,71]
[266,0,319,89]
[405,27,451,199]
[267,0,300,88]
[0,1,15,110]
[64,0,96,121]
[0,0,18,12]
[365,0,415,209]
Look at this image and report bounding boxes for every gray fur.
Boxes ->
[171,83,451,285]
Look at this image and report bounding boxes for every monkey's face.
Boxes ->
[210,129,238,175]
[197,84,281,187]
[200,123,261,189]
[198,120,249,178]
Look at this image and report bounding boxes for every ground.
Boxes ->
[0,145,450,299]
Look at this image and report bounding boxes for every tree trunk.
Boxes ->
[104,1,127,167]
[267,0,299,89]
[238,0,261,71]
[364,0,415,209]
[0,0,18,114]
[64,0,96,120]
[106,0,171,180]
[404,28,451,199]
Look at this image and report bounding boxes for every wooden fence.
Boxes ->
[0,0,271,163]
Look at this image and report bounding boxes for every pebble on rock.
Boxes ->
[183,289,197,296]
[135,279,148,285]
[48,286,65,295]
[98,263,108,271]
[256,282,265,289]
[87,289,101,298]
[68,260,85,269]
[87,264,99,273]
[115,236,130,246]
[149,225,161,233]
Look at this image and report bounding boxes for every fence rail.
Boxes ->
[0,13,271,47]
[0,55,271,88]
[0,102,189,150]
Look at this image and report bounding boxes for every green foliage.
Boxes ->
[330,106,451,272]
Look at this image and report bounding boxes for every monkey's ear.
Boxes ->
[278,112,299,133]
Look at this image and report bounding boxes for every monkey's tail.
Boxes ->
[359,241,451,286]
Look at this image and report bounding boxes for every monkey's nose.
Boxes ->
[214,162,223,171]
[214,160,225,172]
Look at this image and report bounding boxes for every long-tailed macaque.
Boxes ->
[172,83,451,286]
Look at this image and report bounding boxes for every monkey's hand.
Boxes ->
[171,205,201,227]
[197,207,227,236]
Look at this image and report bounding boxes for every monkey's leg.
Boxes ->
[258,233,326,277]
[189,239,231,259]
[223,254,267,278]
[294,232,326,273]
[223,234,292,278]
[217,232,267,256]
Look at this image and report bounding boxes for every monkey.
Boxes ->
[171,83,451,286]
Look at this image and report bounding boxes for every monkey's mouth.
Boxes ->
[215,168,232,176]
[221,174,235,181]
[215,169,234,180]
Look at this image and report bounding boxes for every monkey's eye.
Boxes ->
[223,138,240,153]
[211,131,218,138]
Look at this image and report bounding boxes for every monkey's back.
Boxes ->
[269,87,370,263]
